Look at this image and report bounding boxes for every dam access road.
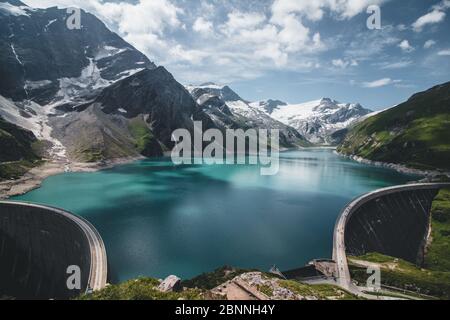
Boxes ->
[333,183,450,296]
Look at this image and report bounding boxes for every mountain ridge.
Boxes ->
[338,81,450,171]
[252,98,372,145]
[186,83,311,148]
[0,2,155,104]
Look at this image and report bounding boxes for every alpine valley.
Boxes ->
[0,0,448,183]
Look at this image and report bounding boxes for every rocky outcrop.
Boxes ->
[0,115,38,162]
[158,275,182,293]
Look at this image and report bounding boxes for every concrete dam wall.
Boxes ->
[0,201,107,299]
[343,184,448,264]
[333,183,450,289]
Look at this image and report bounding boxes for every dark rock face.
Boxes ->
[50,68,216,161]
[93,67,213,149]
[193,84,244,102]
[322,103,369,125]
[0,2,155,103]
[256,99,288,114]
[328,128,348,145]
[0,115,37,162]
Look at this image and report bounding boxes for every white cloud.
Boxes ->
[169,45,209,64]
[271,0,388,22]
[332,58,358,68]
[412,1,450,32]
[362,78,401,88]
[433,0,450,11]
[222,11,266,34]
[193,17,213,34]
[214,9,325,69]
[399,40,414,53]
[344,25,400,59]
[332,59,347,68]
[22,0,437,86]
[438,49,450,56]
[424,40,437,49]
[25,0,182,35]
[378,60,412,69]
[412,10,446,32]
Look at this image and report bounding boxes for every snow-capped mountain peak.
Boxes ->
[185,83,310,148]
[186,82,243,103]
[251,98,372,145]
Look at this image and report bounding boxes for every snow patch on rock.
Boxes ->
[0,95,67,161]
[0,2,30,17]
[56,58,111,103]
[252,98,372,145]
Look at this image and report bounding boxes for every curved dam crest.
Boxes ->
[0,201,107,299]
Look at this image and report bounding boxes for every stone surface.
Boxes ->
[158,275,182,293]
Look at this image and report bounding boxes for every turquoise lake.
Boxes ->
[13,149,417,282]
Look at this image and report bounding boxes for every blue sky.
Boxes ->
[25,0,450,110]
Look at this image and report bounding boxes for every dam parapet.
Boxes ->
[0,201,107,299]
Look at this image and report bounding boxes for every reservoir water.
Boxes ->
[13,149,417,282]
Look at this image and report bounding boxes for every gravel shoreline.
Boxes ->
[0,156,145,200]
[335,151,450,180]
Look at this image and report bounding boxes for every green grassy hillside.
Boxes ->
[78,278,205,300]
[425,188,450,271]
[80,267,359,300]
[338,82,450,170]
[349,253,450,299]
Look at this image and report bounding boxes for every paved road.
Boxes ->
[332,183,450,296]
[0,201,108,292]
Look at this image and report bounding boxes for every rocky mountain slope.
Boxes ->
[338,82,450,171]
[51,68,215,161]
[0,1,213,165]
[0,113,41,180]
[0,0,155,105]
[0,115,38,162]
[1,0,313,172]
[251,98,372,145]
[187,83,310,148]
